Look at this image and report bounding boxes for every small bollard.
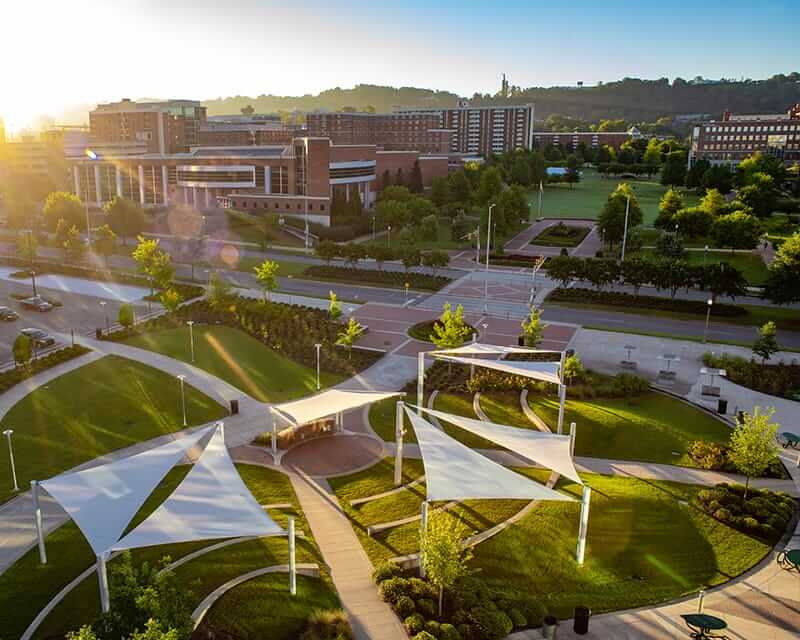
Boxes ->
[698,589,705,613]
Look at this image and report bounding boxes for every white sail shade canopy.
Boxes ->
[430,344,560,357]
[113,424,282,551]
[434,354,562,385]
[404,407,573,504]
[415,406,582,485]
[271,389,402,428]
[40,426,213,555]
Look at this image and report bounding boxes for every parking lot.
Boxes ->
[0,276,156,363]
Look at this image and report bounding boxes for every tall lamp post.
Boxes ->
[314,343,322,390]
[177,375,188,427]
[483,203,496,313]
[30,270,37,297]
[387,226,392,248]
[3,429,18,492]
[187,320,195,363]
[99,301,109,333]
[703,298,713,344]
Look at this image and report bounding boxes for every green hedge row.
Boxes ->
[0,345,91,395]
[303,265,450,292]
[702,352,800,399]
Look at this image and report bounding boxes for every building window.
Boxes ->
[320,204,325,211]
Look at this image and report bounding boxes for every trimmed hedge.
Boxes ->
[0,345,91,394]
[488,253,545,268]
[547,287,748,318]
[531,223,589,248]
[303,265,450,292]
[696,483,794,543]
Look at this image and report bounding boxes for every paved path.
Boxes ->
[288,468,407,640]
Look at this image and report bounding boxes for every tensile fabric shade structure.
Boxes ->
[414,406,583,485]
[430,344,560,357]
[434,354,562,385]
[271,389,402,428]
[113,424,282,551]
[403,407,573,504]
[40,426,213,555]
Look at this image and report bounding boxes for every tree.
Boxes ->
[55,217,71,257]
[660,151,687,186]
[765,231,800,304]
[643,137,662,166]
[395,167,405,187]
[342,243,367,268]
[700,262,748,301]
[448,170,471,204]
[375,199,409,228]
[430,176,450,208]
[520,306,544,347]
[132,236,174,291]
[336,317,364,359]
[16,231,38,263]
[728,407,779,499]
[406,197,437,226]
[367,244,394,271]
[752,321,779,363]
[620,256,653,295]
[328,290,342,320]
[546,255,581,288]
[673,207,713,239]
[699,188,726,216]
[735,172,777,218]
[64,225,85,261]
[654,232,686,259]
[410,160,424,193]
[349,185,363,217]
[94,224,117,265]
[430,303,471,351]
[737,151,787,186]
[118,303,134,329]
[13,334,32,369]
[710,211,760,252]
[655,188,684,229]
[565,154,581,189]
[104,196,145,245]
[66,627,99,640]
[381,169,392,189]
[476,166,503,205]
[596,183,642,248]
[129,620,180,640]
[421,250,449,277]
[43,191,84,231]
[420,513,472,618]
[563,354,585,385]
[379,185,413,203]
[685,158,710,190]
[159,288,182,313]
[254,259,279,301]
[207,273,233,310]
[510,156,531,186]
[315,240,339,265]
[400,246,421,274]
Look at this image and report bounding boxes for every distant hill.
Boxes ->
[203,74,800,122]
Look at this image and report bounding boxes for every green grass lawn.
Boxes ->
[530,170,699,225]
[220,255,309,278]
[639,248,769,285]
[369,397,417,443]
[4,464,330,640]
[413,217,472,251]
[0,355,226,505]
[433,393,498,449]
[479,392,536,429]
[475,472,772,617]
[528,392,732,467]
[123,324,344,403]
[224,210,305,248]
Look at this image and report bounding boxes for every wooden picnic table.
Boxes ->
[681,613,728,639]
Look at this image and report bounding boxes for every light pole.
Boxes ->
[404,282,410,303]
[177,375,188,427]
[99,301,109,333]
[3,429,18,492]
[314,343,322,391]
[703,298,713,344]
[371,216,376,240]
[620,195,631,262]
[703,244,709,267]
[483,203,496,313]
[387,226,392,248]
[30,270,37,297]
[187,320,195,363]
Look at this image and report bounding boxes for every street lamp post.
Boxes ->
[703,298,713,344]
[387,226,392,248]
[187,321,195,363]
[3,429,18,492]
[314,343,322,390]
[177,375,188,427]
[703,244,709,267]
[371,216,376,240]
[30,270,37,297]
[404,282,410,303]
[483,204,496,313]
[99,301,109,333]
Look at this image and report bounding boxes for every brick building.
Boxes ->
[532,129,637,151]
[198,114,301,147]
[689,104,800,166]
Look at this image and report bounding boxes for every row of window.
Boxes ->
[234,199,326,212]
[705,143,800,150]
[704,123,799,133]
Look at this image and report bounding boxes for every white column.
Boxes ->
[419,501,428,578]
[31,481,47,564]
[394,401,404,486]
[97,552,110,613]
[417,352,425,415]
[569,422,577,458]
[93,164,102,205]
[270,410,278,462]
[183,187,188,204]
[73,165,81,198]
[557,384,566,435]
[264,166,271,194]
[576,486,592,565]
[192,187,198,208]
[115,167,123,197]
[137,165,145,205]
[205,187,211,209]
[161,166,169,205]
[288,516,296,595]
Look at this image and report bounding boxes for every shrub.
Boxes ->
[439,623,461,640]
[394,595,416,618]
[611,372,650,396]
[698,483,794,543]
[515,600,547,628]
[373,561,404,584]
[415,633,437,640]
[457,624,476,640]
[417,598,437,619]
[451,577,492,611]
[424,620,441,636]
[405,613,426,635]
[688,440,729,470]
[300,609,354,640]
[408,578,437,600]
[702,352,800,400]
[303,265,450,292]
[468,607,513,640]
[379,577,412,603]
[508,609,527,629]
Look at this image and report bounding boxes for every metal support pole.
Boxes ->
[31,480,47,564]
[620,195,630,262]
[394,401,404,486]
[97,552,110,613]
[187,321,195,363]
[419,501,429,578]
[269,409,277,461]
[4,430,18,492]
[557,384,566,435]
[470,333,477,379]
[569,422,577,458]
[483,204,494,314]
[417,352,425,415]
[576,486,592,565]
[288,516,296,596]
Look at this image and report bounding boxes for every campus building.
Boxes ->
[198,114,301,147]
[532,129,638,151]
[689,104,800,166]
[68,137,449,225]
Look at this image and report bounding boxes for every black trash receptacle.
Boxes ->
[518,335,525,347]
[230,399,239,415]
[737,410,745,424]
[717,399,728,415]
[95,328,102,339]
[573,606,591,635]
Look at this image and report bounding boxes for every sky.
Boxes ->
[2,0,798,133]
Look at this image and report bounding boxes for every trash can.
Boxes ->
[573,606,591,635]
[717,399,728,415]
[542,615,558,640]
[737,410,745,424]
[230,399,239,415]
[518,335,525,347]
[95,328,102,339]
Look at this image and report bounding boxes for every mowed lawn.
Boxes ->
[640,248,770,286]
[124,324,344,403]
[528,392,732,467]
[0,355,226,504]
[476,472,771,617]
[531,169,699,225]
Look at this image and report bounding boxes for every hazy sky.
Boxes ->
[2,0,798,131]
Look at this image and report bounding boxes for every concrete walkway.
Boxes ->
[288,468,407,640]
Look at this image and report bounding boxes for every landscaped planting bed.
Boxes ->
[407,319,476,343]
[303,265,450,291]
[531,223,590,247]
[488,253,546,268]
[0,344,90,394]
[703,352,800,400]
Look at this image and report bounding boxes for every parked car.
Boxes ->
[0,306,19,321]
[20,296,54,312]
[20,328,56,347]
